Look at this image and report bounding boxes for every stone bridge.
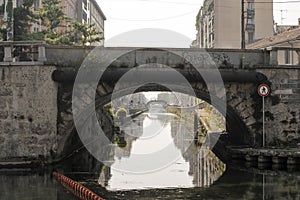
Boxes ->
[146,100,169,108]
[0,42,299,163]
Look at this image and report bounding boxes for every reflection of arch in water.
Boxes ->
[60,84,250,166]
[146,100,168,108]
[92,85,250,145]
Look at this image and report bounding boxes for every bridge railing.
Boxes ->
[268,47,300,66]
[0,41,47,65]
[1,42,299,68]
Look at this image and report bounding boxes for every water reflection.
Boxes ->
[0,171,78,200]
[98,108,226,191]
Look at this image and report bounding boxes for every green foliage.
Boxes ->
[68,21,103,45]
[13,0,38,41]
[38,0,68,31]
[116,136,127,148]
[1,0,103,46]
[1,0,41,41]
[55,21,103,46]
[115,107,127,120]
[1,0,14,40]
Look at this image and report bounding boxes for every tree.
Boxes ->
[1,0,104,45]
[69,21,104,46]
[13,0,38,41]
[0,0,14,40]
[38,0,67,31]
[37,0,103,46]
[38,0,68,44]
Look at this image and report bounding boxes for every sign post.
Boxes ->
[258,84,270,147]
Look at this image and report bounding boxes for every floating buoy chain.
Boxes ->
[53,172,104,200]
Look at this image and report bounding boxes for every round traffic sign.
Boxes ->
[258,84,270,97]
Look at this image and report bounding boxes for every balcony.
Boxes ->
[247,9,255,19]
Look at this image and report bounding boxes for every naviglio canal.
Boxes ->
[0,107,299,200]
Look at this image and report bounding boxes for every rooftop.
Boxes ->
[247,27,300,49]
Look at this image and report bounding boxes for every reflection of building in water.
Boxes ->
[98,165,111,187]
[115,118,144,159]
[111,93,147,113]
[171,119,195,153]
[188,148,225,187]
[98,113,225,190]
[171,119,226,188]
[200,103,226,133]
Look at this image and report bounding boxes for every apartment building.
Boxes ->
[248,21,300,65]
[195,0,274,48]
[77,0,106,45]
[3,0,105,45]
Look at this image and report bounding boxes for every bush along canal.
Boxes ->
[0,109,299,199]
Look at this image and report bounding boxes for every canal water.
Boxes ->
[0,107,299,199]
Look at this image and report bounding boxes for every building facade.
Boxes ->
[247,24,300,65]
[195,0,273,48]
[2,0,105,45]
[77,0,106,46]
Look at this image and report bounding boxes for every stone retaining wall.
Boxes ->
[0,65,57,161]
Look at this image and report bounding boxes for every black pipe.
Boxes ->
[52,68,268,83]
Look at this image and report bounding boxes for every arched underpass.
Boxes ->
[56,88,260,197]
[59,85,252,164]
[53,48,267,172]
[54,48,267,163]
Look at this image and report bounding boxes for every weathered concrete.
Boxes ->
[0,66,57,160]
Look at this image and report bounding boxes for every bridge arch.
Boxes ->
[55,48,264,160]
[58,85,254,162]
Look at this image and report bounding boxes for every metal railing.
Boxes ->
[0,41,47,65]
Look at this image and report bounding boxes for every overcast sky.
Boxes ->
[97,0,300,47]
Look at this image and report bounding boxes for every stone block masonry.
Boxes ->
[0,65,57,161]
[258,68,300,147]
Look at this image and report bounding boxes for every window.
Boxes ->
[34,0,40,11]
[34,23,40,32]
[82,10,88,22]
[248,2,254,10]
[83,0,87,10]
[285,50,291,64]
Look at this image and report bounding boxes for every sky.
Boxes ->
[97,0,300,47]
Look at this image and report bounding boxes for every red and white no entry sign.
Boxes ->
[258,84,270,97]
